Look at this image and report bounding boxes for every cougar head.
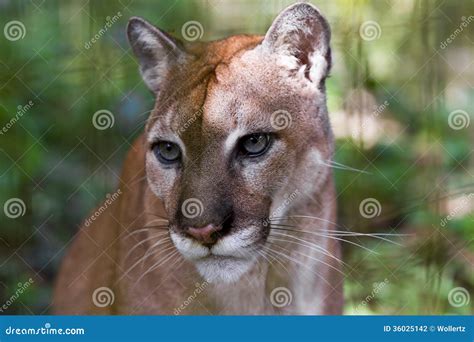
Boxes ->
[127,3,333,283]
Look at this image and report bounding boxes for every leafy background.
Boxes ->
[0,0,472,314]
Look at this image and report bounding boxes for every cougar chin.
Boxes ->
[195,256,256,284]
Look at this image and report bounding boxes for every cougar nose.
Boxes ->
[186,224,222,245]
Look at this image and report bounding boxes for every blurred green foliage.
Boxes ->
[0,0,472,314]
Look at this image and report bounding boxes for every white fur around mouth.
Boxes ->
[170,230,209,260]
[169,230,257,283]
[194,255,255,283]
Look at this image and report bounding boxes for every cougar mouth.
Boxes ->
[169,226,263,283]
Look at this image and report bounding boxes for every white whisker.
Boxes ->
[269,231,349,268]
[272,223,403,246]
[270,226,378,254]
[143,218,169,225]
[124,228,167,239]
[141,237,172,263]
[321,159,371,174]
[121,239,173,282]
[124,232,169,261]
[268,237,345,275]
[142,250,180,277]
[258,249,291,278]
[262,245,331,286]
[133,249,180,288]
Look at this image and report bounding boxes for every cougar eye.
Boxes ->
[153,141,181,164]
[239,133,271,157]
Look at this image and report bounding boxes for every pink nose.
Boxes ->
[187,224,222,245]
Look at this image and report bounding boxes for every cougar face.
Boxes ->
[127,3,333,283]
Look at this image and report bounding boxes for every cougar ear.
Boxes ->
[127,17,187,93]
[262,2,331,86]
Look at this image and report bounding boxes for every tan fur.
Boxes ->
[53,3,343,315]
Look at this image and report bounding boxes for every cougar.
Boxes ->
[54,2,343,315]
